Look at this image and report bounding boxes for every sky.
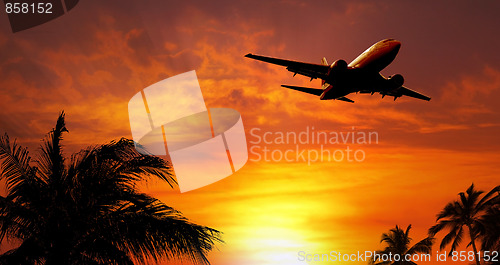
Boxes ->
[1,1,500,265]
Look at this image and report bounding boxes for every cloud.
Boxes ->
[1,0,499,159]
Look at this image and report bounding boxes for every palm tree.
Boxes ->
[428,183,499,265]
[477,189,500,254]
[371,225,434,265]
[0,112,222,264]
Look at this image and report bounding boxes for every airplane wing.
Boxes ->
[245,54,330,80]
[381,86,430,101]
[337,97,354,103]
[281,85,355,103]
[396,86,431,101]
[281,85,323,96]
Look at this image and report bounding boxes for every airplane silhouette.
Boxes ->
[245,39,430,103]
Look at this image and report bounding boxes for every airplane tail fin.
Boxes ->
[321,57,328,87]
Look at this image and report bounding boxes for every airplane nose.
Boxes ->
[392,40,401,49]
[391,40,401,53]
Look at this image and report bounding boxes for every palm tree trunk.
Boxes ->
[467,224,481,265]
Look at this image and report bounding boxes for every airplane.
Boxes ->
[245,39,430,103]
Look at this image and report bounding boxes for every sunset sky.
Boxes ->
[1,1,499,265]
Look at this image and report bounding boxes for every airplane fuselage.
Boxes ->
[320,39,402,100]
[321,70,387,99]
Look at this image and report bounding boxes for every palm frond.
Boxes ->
[0,195,39,241]
[435,202,460,221]
[429,219,458,236]
[0,134,43,197]
[0,237,45,265]
[439,225,459,251]
[449,226,463,254]
[73,238,134,265]
[35,111,68,184]
[477,185,500,211]
[407,237,434,255]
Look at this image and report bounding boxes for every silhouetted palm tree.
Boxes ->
[371,225,434,265]
[476,189,500,253]
[429,183,499,265]
[0,112,222,265]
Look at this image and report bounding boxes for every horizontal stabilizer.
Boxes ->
[336,97,354,103]
[281,85,323,96]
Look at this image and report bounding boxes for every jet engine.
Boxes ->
[388,74,404,88]
[331,59,347,70]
